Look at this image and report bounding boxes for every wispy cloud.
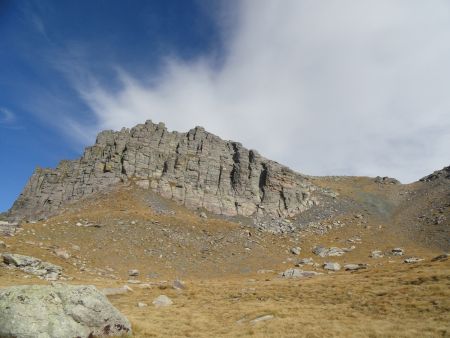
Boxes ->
[61,0,450,182]
[0,107,16,124]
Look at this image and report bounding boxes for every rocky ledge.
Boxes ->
[6,120,319,222]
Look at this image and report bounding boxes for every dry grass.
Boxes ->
[104,260,450,338]
[1,183,449,337]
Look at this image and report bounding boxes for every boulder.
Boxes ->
[153,295,173,307]
[312,246,345,257]
[323,262,341,271]
[344,263,367,271]
[391,248,405,256]
[280,268,322,278]
[0,284,132,338]
[404,257,424,264]
[2,253,62,280]
[370,250,384,258]
[431,253,449,262]
[54,248,70,259]
[295,258,314,266]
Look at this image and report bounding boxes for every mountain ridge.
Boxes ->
[5,120,320,222]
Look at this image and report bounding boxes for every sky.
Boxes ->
[1,0,449,212]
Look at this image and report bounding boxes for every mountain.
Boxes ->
[1,120,449,337]
[5,121,320,222]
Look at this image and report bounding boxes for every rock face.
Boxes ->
[6,120,318,221]
[0,284,132,338]
[2,253,62,281]
[419,166,450,182]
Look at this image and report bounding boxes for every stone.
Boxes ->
[296,258,314,266]
[137,302,148,308]
[0,240,6,248]
[404,257,424,264]
[374,176,400,185]
[249,315,274,324]
[323,262,341,271]
[344,263,367,271]
[312,245,345,257]
[420,166,450,182]
[0,284,132,338]
[153,295,173,307]
[370,250,384,258]
[290,247,301,255]
[128,269,139,277]
[199,212,208,219]
[391,248,405,256]
[54,248,70,259]
[5,121,319,222]
[431,253,449,262]
[2,253,62,280]
[173,279,186,290]
[280,268,322,278]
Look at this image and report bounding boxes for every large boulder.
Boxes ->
[0,284,132,338]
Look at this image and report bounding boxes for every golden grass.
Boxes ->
[101,261,450,338]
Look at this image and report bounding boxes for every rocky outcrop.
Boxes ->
[419,166,450,182]
[6,120,318,221]
[2,253,62,280]
[0,284,132,337]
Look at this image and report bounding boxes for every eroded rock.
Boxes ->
[0,284,132,338]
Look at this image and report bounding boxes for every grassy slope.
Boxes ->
[0,178,449,337]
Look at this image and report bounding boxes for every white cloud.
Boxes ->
[70,0,450,182]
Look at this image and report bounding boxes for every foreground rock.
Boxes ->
[0,284,132,338]
[2,253,62,280]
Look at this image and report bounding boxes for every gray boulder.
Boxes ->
[312,246,345,257]
[404,257,424,264]
[431,253,449,262]
[391,248,405,256]
[0,284,132,338]
[323,262,341,271]
[2,253,62,280]
[370,250,384,258]
[344,263,368,271]
[280,268,322,278]
[153,294,173,307]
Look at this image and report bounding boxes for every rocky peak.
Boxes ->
[6,120,319,222]
[419,166,450,182]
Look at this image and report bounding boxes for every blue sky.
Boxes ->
[1,0,450,212]
[0,0,223,211]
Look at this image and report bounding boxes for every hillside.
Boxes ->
[0,122,449,337]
